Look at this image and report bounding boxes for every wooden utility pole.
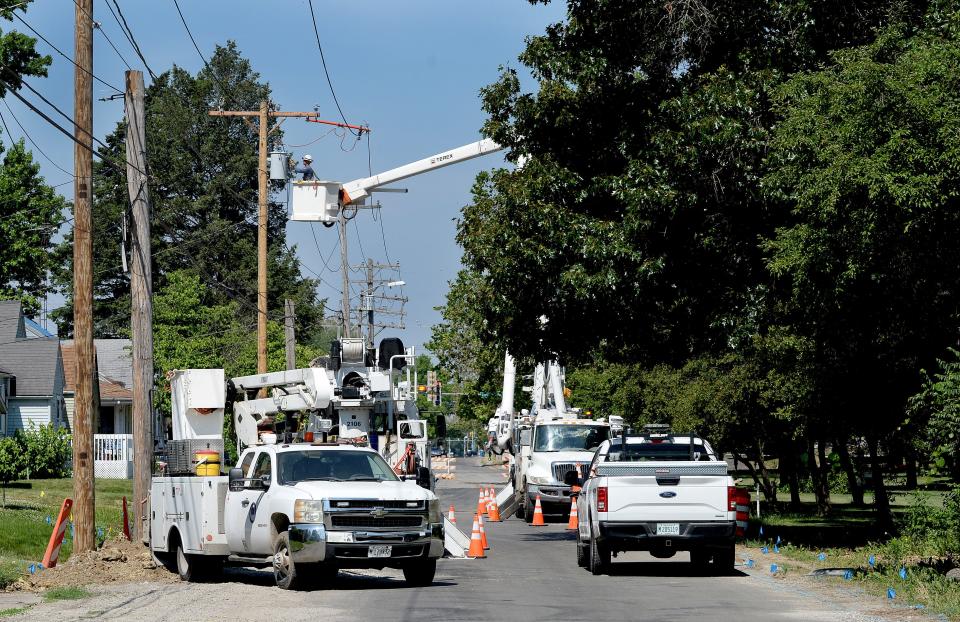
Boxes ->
[284,299,296,370]
[125,70,153,544]
[72,0,95,554]
[208,106,325,374]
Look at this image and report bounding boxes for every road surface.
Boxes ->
[10,458,928,621]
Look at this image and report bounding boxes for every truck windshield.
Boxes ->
[277,450,399,484]
[534,425,609,452]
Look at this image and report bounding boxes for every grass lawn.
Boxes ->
[0,479,132,588]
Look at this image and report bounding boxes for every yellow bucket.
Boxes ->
[194,450,221,476]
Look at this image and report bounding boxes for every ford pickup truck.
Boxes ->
[569,428,736,575]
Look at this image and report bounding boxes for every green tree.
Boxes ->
[52,42,325,342]
[0,435,22,507]
[0,140,66,315]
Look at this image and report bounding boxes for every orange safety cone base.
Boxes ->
[566,495,579,530]
[467,515,486,558]
[478,514,489,550]
[477,488,488,517]
[448,504,457,524]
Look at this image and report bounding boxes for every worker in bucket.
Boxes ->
[293,154,316,181]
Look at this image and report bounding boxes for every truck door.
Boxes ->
[225,451,269,555]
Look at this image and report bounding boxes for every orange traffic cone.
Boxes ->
[477,487,487,517]
[448,505,456,524]
[467,515,485,558]
[478,512,489,549]
[487,494,502,522]
[566,495,579,530]
[531,494,546,526]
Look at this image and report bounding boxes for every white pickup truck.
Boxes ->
[570,429,736,575]
[151,442,444,589]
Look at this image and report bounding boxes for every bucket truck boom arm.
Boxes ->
[340,138,503,205]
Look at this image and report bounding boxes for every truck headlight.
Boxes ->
[528,475,555,485]
[294,499,324,523]
[428,498,441,523]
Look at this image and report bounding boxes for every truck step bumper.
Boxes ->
[598,521,736,551]
[289,523,444,564]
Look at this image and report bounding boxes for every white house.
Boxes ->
[0,300,66,435]
[61,339,133,434]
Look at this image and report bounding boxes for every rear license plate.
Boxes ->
[656,523,680,536]
[368,545,392,558]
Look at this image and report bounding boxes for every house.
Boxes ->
[0,300,66,435]
[61,339,133,434]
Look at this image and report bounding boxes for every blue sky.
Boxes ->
[9,0,565,354]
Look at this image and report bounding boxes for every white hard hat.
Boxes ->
[303,154,313,161]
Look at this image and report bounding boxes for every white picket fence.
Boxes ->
[94,433,133,479]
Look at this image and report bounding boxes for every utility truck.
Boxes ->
[569,425,736,575]
[149,366,444,590]
[511,362,610,521]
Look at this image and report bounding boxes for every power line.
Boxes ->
[105,0,158,81]
[11,11,122,94]
[306,0,358,137]
[0,100,74,177]
[69,0,133,72]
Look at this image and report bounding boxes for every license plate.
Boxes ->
[656,523,680,536]
[368,545,392,558]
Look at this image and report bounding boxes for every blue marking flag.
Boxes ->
[761,546,769,554]
[775,535,781,545]
[868,555,876,568]
[69,522,75,540]
[746,559,755,568]
[773,544,780,554]
[759,525,764,536]
[770,564,778,574]
[817,552,826,561]
[843,570,853,581]
[899,567,907,580]
[27,564,35,575]
[45,515,51,525]
[887,588,896,600]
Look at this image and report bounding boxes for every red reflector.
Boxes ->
[304,432,314,442]
[727,486,737,511]
[597,486,608,512]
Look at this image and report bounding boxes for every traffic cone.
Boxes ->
[478,512,489,549]
[448,505,456,524]
[477,487,487,517]
[467,515,485,558]
[566,495,579,530]
[531,494,546,526]
[487,494,502,522]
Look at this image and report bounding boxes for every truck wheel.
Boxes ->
[402,559,437,587]
[273,532,302,590]
[514,492,526,520]
[714,544,736,574]
[523,495,534,524]
[588,533,609,575]
[576,530,587,568]
[175,540,201,582]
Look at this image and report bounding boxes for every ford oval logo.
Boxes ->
[659,491,677,499]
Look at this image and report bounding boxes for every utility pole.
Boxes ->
[338,212,351,338]
[350,260,407,350]
[72,0,95,554]
[365,259,375,359]
[208,106,328,374]
[125,69,152,544]
[284,299,296,370]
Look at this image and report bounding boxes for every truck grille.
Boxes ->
[552,462,589,483]
[330,515,423,528]
[328,500,424,510]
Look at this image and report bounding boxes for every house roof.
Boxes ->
[61,340,133,402]
[0,300,26,342]
[0,337,60,395]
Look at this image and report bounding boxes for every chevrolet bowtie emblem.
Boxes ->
[370,507,386,518]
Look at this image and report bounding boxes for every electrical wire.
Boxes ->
[10,11,122,93]
[69,0,133,72]
[306,0,358,137]
[105,0,158,80]
[0,101,74,177]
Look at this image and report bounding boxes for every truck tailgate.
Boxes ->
[597,461,730,522]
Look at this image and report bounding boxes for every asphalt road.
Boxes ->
[12,458,924,622]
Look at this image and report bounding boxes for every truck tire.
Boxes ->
[175,539,202,582]
[576,530,587,568]
[714,544,736,574]
[273,532,302,590]
[402,559,437,587]
[514,491,526,520]
[588,532,609,575]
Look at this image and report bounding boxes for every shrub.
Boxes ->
[17,423,71,479]
[896,486,960,558]
[0,436,24,506]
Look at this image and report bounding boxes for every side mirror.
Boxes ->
[228,467,244,491]
[259,473,271,489]
[563,470,583,487]
[415,466,431,490]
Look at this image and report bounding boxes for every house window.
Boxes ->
[98,406,115,434]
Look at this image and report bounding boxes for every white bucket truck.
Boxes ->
[150,368,444,590]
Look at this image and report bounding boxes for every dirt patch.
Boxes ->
[6,535,176,592]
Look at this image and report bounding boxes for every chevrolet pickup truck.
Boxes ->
[570,429,736,575]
